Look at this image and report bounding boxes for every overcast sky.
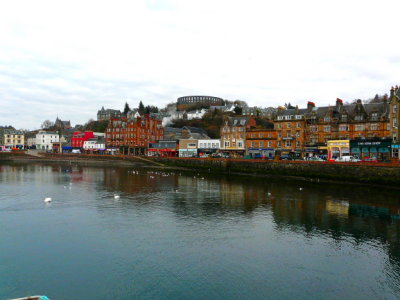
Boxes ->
[1,0,399,129]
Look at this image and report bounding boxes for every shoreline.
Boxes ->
[2,153,400,189]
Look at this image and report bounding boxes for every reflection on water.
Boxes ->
[1,163,400,299]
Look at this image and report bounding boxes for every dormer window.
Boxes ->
[354,115,363,121]
[341,114,348,121]
[371,113,378,121]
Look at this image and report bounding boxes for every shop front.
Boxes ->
[293,149,302,159]
[303,147,319,159]
[197,148,218,157]
[179,148,197,157]
[318,146,328,160]
[275,148,301,159]
[147,141,178,157]
[221,149,246,158]
[392,144,400,159]
[62,146,73,153]
[247,148,275,159]
[327,140,350,160]
[350,139,392,161]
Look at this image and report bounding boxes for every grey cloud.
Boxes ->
[0,56,186,129]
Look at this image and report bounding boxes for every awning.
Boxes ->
[378,147,389,153]
[351,148,360,153]
[361,147,369,153]
[62,147,73,150]
[370,147,377,153]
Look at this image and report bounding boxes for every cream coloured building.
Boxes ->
[220,116,256,157]
[2,129,25,148]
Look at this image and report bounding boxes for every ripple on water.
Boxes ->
[1,164,400,299]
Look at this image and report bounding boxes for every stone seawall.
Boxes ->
[2,153,400,186]
[152,158,400,186]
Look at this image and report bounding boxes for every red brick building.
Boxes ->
[105,114,163,155]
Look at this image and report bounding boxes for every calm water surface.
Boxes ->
[1,163,400,300]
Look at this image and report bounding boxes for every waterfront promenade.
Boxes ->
[2,152,400,187]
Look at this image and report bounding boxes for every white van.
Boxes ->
[335,156,361,162]
[71,149,81,154]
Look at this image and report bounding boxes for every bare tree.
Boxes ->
[41,120,54,129]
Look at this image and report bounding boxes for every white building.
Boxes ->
[197,139,220,155]
[83,137,105,150]
[36,131,59,150]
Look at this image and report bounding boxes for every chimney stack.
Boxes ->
[307,101,315,112]
[336,98,343,108]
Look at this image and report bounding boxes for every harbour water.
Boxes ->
[1,163,400,299]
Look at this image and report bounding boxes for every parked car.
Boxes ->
[280,154,293,160]
[71,149,81,154]
[363,157,378,163]
[307,156,324,162]
[335,156,361,162]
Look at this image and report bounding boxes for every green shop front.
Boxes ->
[392,144,400,159]
[350,139,392,161]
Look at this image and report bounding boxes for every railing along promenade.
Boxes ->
[152,156,400,168]
[1,151,400,168]
[2,151,400,185]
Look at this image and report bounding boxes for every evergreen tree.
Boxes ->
[138,101,145,114]
[234,106,243,115]
[123,102,130,115]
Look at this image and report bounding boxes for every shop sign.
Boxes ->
[353,139,392,147]
[248,148,275,151]
[328,142,349,146]
[357,141,383,146]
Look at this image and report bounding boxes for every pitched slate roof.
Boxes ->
[277,108,308,116]
[277,100,389,120]
[227,116,251,126]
